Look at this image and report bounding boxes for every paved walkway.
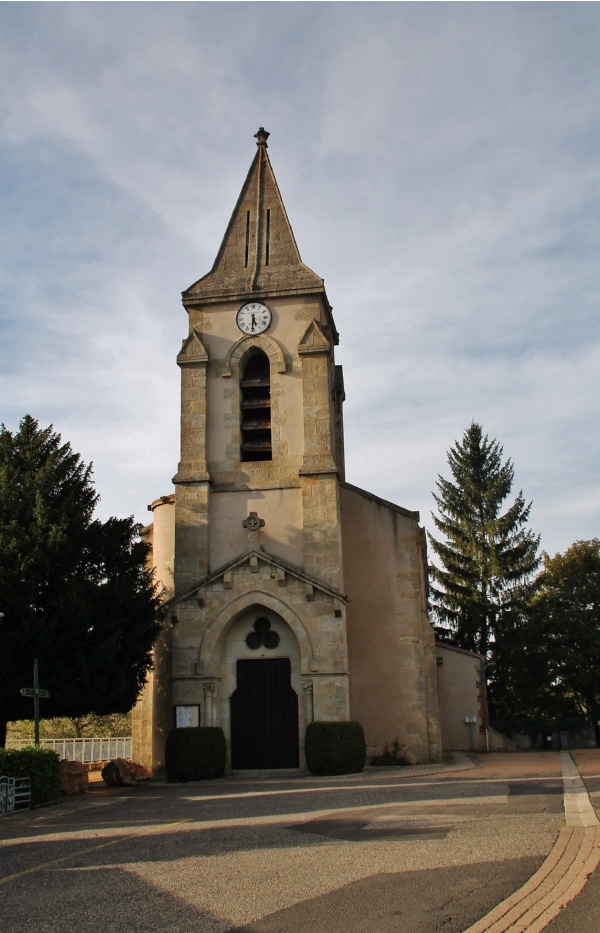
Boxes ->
[462,751,600,932]
[1,750,599,932]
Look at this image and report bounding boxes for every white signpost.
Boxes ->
[465,715,477,751]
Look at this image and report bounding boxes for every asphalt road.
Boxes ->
[1,752,596,933]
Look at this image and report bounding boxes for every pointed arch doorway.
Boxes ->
[230,657,299,770]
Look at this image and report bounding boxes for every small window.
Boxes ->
[240,352,272,461]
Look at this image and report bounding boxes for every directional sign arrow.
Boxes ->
[20,687,50,698]
[20,688,35,697]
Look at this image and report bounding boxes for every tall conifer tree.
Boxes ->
[429,422,540,657]
[0,416,164,746]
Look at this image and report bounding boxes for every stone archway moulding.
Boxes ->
[198,590,315,672]
[222,334,286,377]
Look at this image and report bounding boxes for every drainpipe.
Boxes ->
[480,656,490,752]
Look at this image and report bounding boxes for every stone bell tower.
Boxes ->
[173,126,346,594]
[134,129,441,773]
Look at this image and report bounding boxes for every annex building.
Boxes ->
[133,129,446,773]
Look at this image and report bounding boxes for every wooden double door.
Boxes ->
[230,658,299,770]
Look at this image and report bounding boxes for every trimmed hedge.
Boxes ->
[165,727,226,782]
[0,747,61,806]
[305,721,366,776]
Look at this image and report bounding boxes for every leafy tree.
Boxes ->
[535,540,600,746]
[7,712,132,741]
[71,712,132,737]
[0,416,164,746]
[429,422,541,659]
[486,603,575,723]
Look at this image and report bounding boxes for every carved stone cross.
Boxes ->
[242,511,265,551]
[242,511,265,532]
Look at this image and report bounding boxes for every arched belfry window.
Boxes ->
[240,351,272,461]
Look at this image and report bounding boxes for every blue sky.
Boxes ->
[1,3,599,557]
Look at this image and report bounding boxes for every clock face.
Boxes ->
[236,302,272,335]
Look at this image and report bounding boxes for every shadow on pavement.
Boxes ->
[229,856,544,933]
[0,862,227,933]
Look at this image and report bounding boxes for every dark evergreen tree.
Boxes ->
[428,422,540,659]
[0,416,164,746]
[535,540,600,746]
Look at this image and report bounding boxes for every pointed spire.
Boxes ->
[183,129,324,304]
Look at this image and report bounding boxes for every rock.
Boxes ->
[129,761,153,781]
[101,758,152,786]
[60,759,89,796]
[101,758,137,786]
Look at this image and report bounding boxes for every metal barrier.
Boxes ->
[5,737,132,763]
[0,776,31,815]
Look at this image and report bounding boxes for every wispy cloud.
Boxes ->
[1,4,598,554]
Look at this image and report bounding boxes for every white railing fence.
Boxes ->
[5,737,132,763]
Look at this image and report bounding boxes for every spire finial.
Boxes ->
[254,127,269,148]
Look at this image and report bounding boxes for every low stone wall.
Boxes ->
[499,727,595,751]
[488,728,518,751]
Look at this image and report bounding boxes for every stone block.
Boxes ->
[60,759,89,796]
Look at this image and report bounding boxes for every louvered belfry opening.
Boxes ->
[240,351,272,461]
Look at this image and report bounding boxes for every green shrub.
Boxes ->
[165,727,226,782]
[0,747,61,806]
[304,721,366,776]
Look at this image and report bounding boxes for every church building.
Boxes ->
[132,129,443,772]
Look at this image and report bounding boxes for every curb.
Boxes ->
[364,750,478,779]
[463,751,600,933]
